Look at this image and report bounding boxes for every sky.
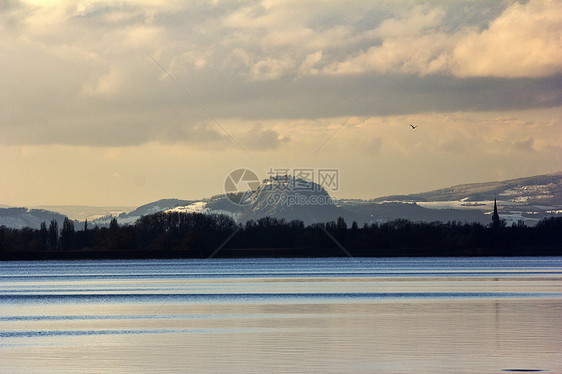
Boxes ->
[1,0,561,207]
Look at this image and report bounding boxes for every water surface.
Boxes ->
[1,257,561,373]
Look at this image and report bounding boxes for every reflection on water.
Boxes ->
[1,257,561,373]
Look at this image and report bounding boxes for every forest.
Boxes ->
[1,212,561,259]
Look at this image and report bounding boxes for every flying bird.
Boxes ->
[410,123,418,129]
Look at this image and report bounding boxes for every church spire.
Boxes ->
[491,197,500,228]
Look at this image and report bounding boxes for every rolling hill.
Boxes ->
[2,171,560,229]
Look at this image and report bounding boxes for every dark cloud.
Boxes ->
[196,73,562,119]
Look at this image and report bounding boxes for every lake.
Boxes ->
[1,257,561,373]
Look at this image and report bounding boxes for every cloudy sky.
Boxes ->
[1,0,561,206]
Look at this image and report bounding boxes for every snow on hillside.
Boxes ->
[166,202,207,214]
[34,205,135,221]
[92,214,140,226]
[166,202,240,220]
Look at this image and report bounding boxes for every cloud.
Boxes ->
[320,6,458,76]
[1,0,561,150]
[250,57,295,81]
[159,123,227,145]
[82,68,124,97]
[361,137,383,154]
[452,0,562,78]
[372,6,445,38]
[323,0,562,78]
[439,137,470,154]
[511,138,537,154]
[298,51,322,75]
[121,25,165,50]
[238,124,290,151]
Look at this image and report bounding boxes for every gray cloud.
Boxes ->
[1,0,561,148]
[239,124,290,151]
[158,123,226,145]
[511,138,537,154]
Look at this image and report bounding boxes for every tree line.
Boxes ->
[1,212,561,259]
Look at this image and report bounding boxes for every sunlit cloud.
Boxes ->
[324,0,562,78]
[451,0,562,78]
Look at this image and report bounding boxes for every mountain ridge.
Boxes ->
[371,171,562,204]
[2,171,560,229]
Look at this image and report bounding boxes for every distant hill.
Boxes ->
[0,208,70,230]
[341,202,488,225]
[371,171,562,205]
[91,199,193,226]
[238,176,349,225]
[35,205,135,221]
[2,171,560,229]
[231,176,488,225]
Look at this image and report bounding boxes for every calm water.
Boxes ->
[1,257,561,373]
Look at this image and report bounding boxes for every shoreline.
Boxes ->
[2,246,560,261]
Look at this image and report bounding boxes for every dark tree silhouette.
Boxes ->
[39,221,48,251]
[47,219,58,250]
[60,217,75,251]
[1,213,561,259]
[336,217,347,230]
